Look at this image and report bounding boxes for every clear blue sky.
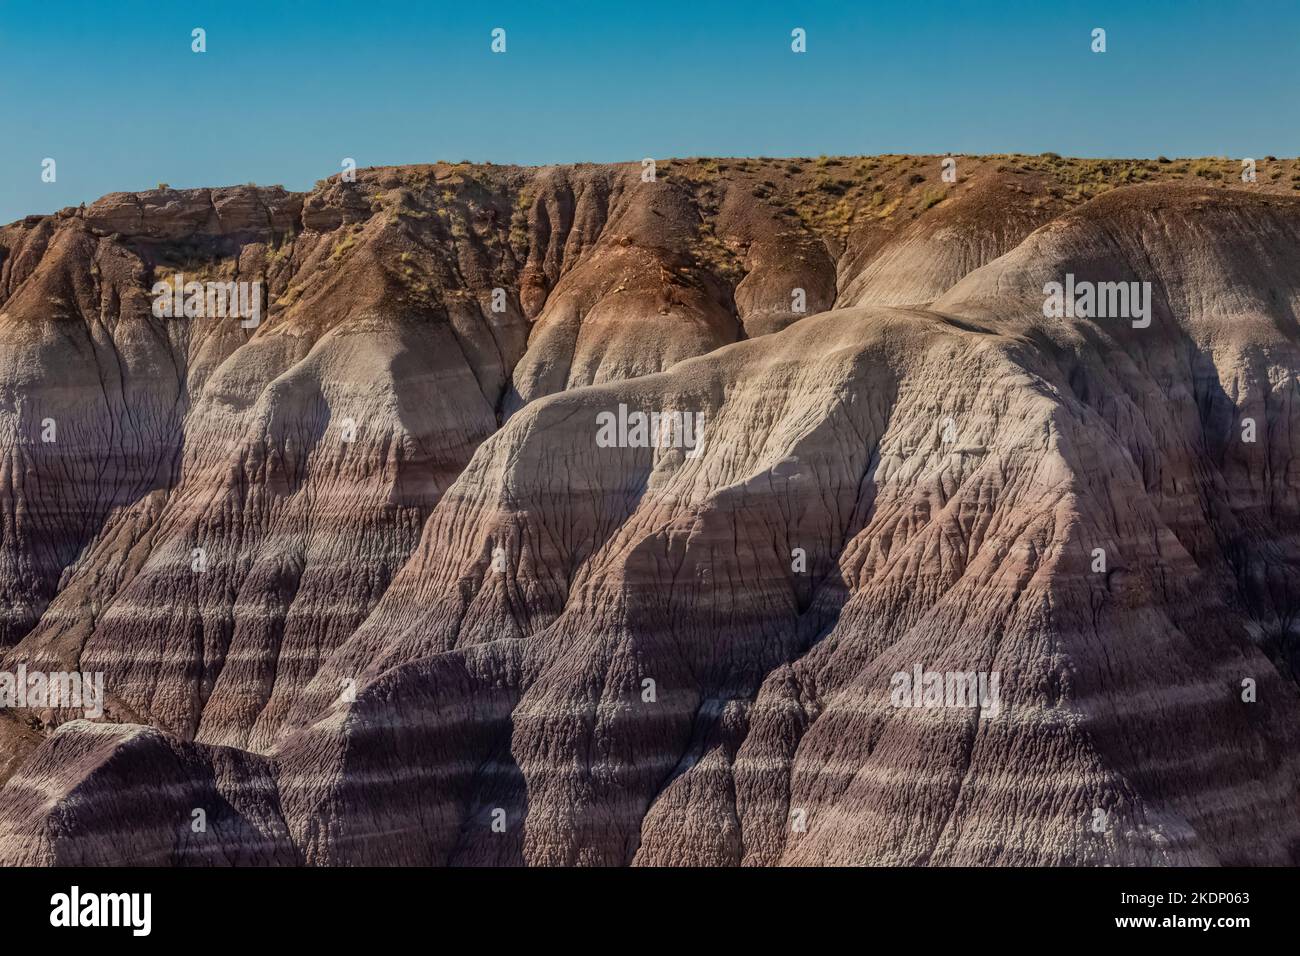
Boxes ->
[2,0,1297,224]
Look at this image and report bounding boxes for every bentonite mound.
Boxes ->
[0,155,1298,866]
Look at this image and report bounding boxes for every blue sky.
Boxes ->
[2,0,1297,223]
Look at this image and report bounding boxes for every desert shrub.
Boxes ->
[1191,160,1223,180]
[920,189,945,210]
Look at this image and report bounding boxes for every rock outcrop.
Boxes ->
[1,157,1298,866]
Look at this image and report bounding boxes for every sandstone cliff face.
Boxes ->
[0,157,1298,866]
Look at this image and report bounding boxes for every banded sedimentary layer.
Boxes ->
[0,155,1297,865]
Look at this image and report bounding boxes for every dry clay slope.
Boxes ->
[0,158,1064,768]
[0,175,524,772]
[0,159,846,764]
[2,182,1299,865]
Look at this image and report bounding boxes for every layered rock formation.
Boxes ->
[1,156,1298,865]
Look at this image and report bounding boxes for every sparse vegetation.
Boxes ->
[1191,159,1224,180]
[330,231,358,261]
[919,189,945,211]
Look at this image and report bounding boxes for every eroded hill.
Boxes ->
[0,155,1297,865]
